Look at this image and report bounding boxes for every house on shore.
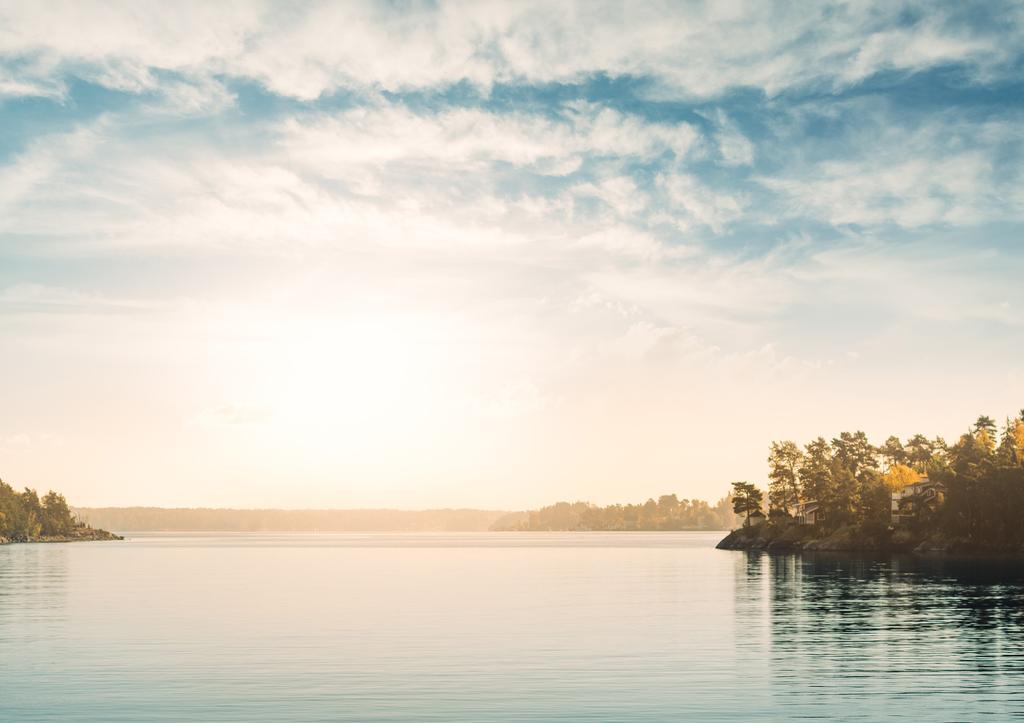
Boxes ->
[794,500,822,526]
[891,477,946,525]
[747,510,767,527]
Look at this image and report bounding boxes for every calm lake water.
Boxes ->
[3,532,1024,721]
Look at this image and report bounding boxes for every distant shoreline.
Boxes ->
[73,507,515,533]
[76,499,737,533]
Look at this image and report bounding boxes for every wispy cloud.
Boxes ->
[2,2,1020,99]
[757,106,1024,229]
[0,1,1022,506]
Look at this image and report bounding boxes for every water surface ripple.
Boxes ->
[2,532,1023,721]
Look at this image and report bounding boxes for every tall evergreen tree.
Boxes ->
[831,431,878,481]
[906,434,934,473]
[974,415,997,438]
[767,441,803,515]
[730,482,764,525]
[879,436,908,469]
[799,438,834,509]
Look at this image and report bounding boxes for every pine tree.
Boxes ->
[767,440,803,515]
[730,482,764,525]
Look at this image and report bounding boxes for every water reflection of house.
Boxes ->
[794,500,822,526]
[891,477,946,525]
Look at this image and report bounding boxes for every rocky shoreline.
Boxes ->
[716,521,1024,557]
[0,528,123,545]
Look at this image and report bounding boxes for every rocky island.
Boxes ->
[716,412,1024,558]
[0,479,121,544]
[715,519,1024,556]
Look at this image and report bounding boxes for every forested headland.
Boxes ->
[490,495,738,531]
[0,479,119,543]
[718,410,1024,554]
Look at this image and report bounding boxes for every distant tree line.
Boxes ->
[75,507,512,532]
[491,494,739,531]
[0,479,79,541]
[731,410,1024,544]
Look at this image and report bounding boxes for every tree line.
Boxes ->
[730,410,1024,545]
[0,479,79,541]
[76,507,511,532]
[491,494,739,531]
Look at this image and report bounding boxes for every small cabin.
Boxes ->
[794,500,822,526]
[747,510,767,527]
[891,477,946,525]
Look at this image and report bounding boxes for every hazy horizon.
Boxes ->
[2,2,1022,510]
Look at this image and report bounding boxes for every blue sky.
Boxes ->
[0,1,1022,508]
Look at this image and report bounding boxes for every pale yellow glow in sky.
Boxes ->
[3,288,1019,509]
[1,2,1022,509]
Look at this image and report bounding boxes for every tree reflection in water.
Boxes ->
[737,551,1024,720]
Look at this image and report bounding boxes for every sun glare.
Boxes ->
[210,311,467,456]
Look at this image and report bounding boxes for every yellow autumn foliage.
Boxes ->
[883,463,921,492]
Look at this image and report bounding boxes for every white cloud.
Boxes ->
[0,123,103,216]
[659,173,746,233]
[1,1,1019,100]
[0,69,61,99]
[0,433,31,449]
[712,110,754,166]
[0,1,260,85]
[793,239,1024,326]
[572,225,697,263]
[571,176,647,219]
[278,104,698,174]
[0,101,707,258]
[757,110,1024,229]
[840,20,1007,85]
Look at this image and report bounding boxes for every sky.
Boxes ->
[1,1,1023,509]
